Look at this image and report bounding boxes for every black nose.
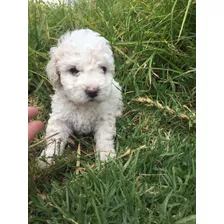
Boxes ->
[85,87,99,98]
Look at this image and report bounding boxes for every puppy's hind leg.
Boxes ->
[38,119,72,168]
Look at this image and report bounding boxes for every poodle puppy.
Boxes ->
[39,29,123,167]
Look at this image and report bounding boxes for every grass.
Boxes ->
[28,0,196,223]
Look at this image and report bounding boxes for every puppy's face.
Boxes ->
[47,29,115,104]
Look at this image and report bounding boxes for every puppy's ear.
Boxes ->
[46,47,61,89]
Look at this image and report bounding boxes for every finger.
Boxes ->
[28,107,39,120]
[28,120,44,142]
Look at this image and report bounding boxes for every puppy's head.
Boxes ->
[46,29,115,104]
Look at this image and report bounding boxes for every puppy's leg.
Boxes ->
[94,116,117,161]
[38,119,71,168]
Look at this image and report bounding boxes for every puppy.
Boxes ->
[39,29,123,167]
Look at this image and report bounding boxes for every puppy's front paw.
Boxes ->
[98,150,116,162]
[37,144,57,168]
[38,156,54,169]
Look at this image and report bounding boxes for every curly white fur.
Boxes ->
[39,29,123,167]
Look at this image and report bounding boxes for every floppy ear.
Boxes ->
[46,47,61,89]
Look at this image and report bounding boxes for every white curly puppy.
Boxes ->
[39,29,123,167]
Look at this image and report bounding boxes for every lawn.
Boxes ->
[28,0,196,223]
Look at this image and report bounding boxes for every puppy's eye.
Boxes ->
[100,66,107,74]
[69,67,79,75]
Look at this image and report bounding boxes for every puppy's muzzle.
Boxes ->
[85,87,99,98]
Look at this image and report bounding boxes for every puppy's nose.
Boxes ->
[85,87,99,98]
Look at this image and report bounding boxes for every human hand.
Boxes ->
[28,107,44,142]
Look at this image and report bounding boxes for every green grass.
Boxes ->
[28,0,196,223]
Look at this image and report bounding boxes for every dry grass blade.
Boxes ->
[29,133,60,148]
[134,97,195,123]
[119,149,131,158]
[75,143,81,175]
[119,145,146,158]
[37,193,47,201]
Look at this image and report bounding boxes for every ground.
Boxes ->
[28,0,196,223]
